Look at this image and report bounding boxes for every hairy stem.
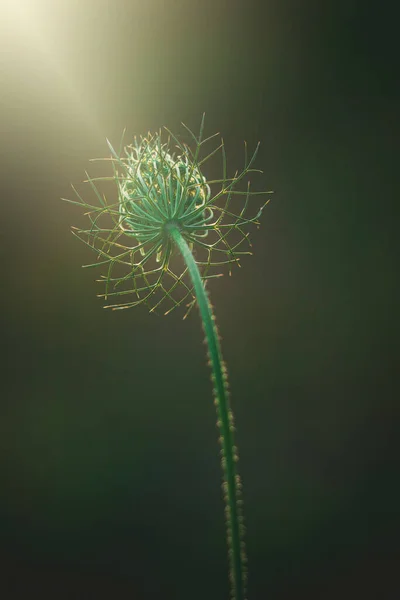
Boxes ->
[168,223,246,600]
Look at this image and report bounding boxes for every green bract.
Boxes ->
[118,135,211,244]
[65,116,270,315]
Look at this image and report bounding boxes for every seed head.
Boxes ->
[64,115,271,315]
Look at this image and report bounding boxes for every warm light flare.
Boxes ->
[1,0,101,135]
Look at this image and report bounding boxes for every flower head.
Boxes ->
[65,115,271,315]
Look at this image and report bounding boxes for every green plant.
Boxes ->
[63,115,271,600]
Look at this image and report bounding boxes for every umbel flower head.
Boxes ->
[65,115,271,315]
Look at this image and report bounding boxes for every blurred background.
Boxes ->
[0,0,398,598]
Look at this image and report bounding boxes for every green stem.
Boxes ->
[168,223,246,600]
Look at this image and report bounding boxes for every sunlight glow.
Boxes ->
[1,0,101,135]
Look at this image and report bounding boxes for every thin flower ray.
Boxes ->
[66,117,269,313]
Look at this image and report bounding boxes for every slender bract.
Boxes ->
[63,115,271,600]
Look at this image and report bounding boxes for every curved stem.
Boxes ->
[168,223,246,600]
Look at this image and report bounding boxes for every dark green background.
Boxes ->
[1,1,398,598]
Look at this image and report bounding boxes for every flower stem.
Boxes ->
[168,223,246,600]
